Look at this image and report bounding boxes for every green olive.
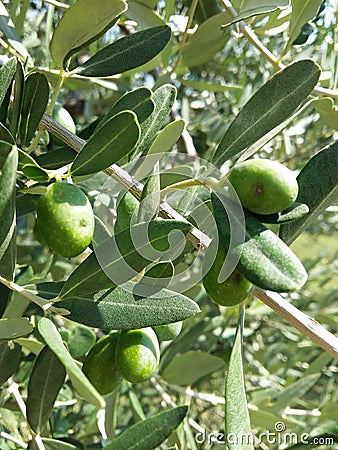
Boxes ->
[153,321,183,342]
[228,159,298,215]
[82,333,121,395]
[36,182,94,258]
[115,328,160,383]
[203,246,252,306]
[50,105,76,146]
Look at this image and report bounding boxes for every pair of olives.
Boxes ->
[203,158,299,307]
[83,323,182,394]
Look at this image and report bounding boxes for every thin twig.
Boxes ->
[7,378,46,450]
[221,0,338,99]
[37,114,338,360]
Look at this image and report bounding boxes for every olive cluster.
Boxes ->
[82,323,182,394]
[203,158,299,307]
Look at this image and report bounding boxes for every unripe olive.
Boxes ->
[82,333,122,395]
[36,182,94,258]
[203,247,252,306]
[153,321,183,342]
[50,105,76,146]
[228,159,298,215]
[115,328,160,383]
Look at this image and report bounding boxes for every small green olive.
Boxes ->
[228,159,298,215]
[115,328,160,383]
[36,182,94,258]
[82,333,121,395]
[203,247,252,306]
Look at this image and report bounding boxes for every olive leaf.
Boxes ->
[57,282,200,330]
[96,87,154,132]
[225,308,253,450]
[211,193,308,292]
[50,0,127,68]
[130,84,177,158]
[58,220,192,299]
[212,59,321,167]
[102,406,188,450]
[19,72,49,147]
[280,140,338,244]
[0,145,18,264]
[27,346,66,434]
[75,25,171,77]
[71,111,140,177]
[0,342,21,386]
[38,317,104,408]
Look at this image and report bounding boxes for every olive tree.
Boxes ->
[0,1,337,449]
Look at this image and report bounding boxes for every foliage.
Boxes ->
[0,1,337,449]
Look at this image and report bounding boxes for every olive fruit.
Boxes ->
[228,159,298,215]
[36,182,94,258]
[203,247,252,306]
[114,190,139,234]
[51,105,76,146]
[153,321,182,342]
[82,333,122,395]
[115,328,160,383]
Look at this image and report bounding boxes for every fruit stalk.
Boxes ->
[38,113,338,360]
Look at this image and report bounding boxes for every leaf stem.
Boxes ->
[7,378,47,450]
[0,275,69,315]
[171,0,199,75]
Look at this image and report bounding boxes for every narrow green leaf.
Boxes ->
[138,163,161,222]
[18,148,49,183]
[0,146,18,263]
[0,3,30,60]
[37,317,105,408]
[161,351,224,386]
[234,0,289,24]
[212,59,321,167]
[58,220,192,299]
[182,12,232,67]
[131,84,176,158]
[27,346,66,434]
[225,309,253,450]
[97,87,154,131]
[281,0,323,57]
[41,438,79,450]
[76,25,171,77]
[37,146,77,170]
[280,141,338,244]
[10,60,24,137]
[126,1,165,27]
[0,317,33,339]
[19,72,49,147]
[179,79,242,93]
[0,342,21,386]
[147,119,185,155]
[270,373,321,413]
[0,57,16,108]
[102,406,188,450]
[50,0,127,68]
[211,193,308,292]
[57,282,200,330]
[254,202,310,225]
[71,111,140,177]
